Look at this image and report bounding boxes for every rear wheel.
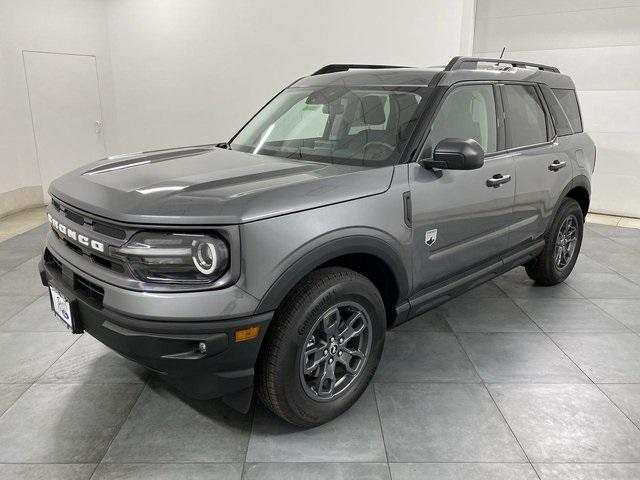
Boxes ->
[256,267,386,427]
[525,197,584,285]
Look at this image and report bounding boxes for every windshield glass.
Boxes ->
[230,85,427,167]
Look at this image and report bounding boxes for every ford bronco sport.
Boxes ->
[40,56,594,427]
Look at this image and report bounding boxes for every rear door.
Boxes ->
[500,83,573,248]
[409,83,515,294]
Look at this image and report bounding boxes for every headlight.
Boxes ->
[112,232,229,285]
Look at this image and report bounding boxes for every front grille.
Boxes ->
[65,210,85,226]
[93,221,126,240]
[55,231,125,274]
[44,249,104,307]
[74,275,104,305]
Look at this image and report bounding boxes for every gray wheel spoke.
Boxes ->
[300,302,372,401]
[304,348,328,374]
[339,312,365,341]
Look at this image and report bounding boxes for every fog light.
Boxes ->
[235,326,260,342]
[198,341,207,354]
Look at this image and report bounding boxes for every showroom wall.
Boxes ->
[104,0,476,153]
[474,0,640,217]
[0,0,118,216]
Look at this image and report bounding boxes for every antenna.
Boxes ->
[499,47,506,59]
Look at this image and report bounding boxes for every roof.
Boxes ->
[294,57,576,90]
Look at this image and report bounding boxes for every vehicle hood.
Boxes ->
[49,146,393,225]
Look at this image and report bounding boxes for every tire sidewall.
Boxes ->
[279,272,385,426]
[544,199,584,282]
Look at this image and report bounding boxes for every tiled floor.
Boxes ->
[0,223,639,480]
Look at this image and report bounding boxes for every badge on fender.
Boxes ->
[425,229,438,246]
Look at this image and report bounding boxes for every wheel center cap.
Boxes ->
[330,344,338,355]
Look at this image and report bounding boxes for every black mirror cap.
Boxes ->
[420,138,485,170]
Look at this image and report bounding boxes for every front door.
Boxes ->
[410,83,515,295]
[23,51,106,201]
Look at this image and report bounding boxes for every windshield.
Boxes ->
[230,85,427,167]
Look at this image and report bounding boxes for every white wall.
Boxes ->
[104,0,476,154]
[0,0,118,216]
[474,0,640,218]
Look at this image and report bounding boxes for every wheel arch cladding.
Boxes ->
[254,235,409,325]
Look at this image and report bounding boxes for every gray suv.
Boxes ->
[39,56,595,427]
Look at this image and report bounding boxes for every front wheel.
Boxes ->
[525,197,584,285]
[256,267,386,427]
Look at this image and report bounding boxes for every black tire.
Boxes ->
[256,267,386,427]
[525,197,584,285]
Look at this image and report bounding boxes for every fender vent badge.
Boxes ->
[425,229,438,247]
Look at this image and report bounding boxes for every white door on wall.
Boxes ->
[23,51,106,201]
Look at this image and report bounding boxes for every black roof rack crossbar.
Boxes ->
[444,56,560,73]
[311,64,408,76]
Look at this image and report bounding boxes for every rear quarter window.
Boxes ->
[540,85,573,136]
[552,88,583,133]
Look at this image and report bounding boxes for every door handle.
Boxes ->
[486,174,512,188]
[549,160,566,171]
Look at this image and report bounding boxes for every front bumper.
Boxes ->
[39,245,272,410]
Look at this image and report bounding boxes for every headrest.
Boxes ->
[360,95,386,125]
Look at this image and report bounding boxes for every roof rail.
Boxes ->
[311,64,408,76]
[444,56,560,73]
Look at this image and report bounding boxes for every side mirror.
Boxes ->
[420,138,485,170]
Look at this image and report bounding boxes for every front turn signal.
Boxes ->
[235,326,260,342]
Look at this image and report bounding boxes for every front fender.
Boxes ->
[254,231,410,314]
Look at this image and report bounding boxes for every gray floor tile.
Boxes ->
[565,273,640,299]
[599,384,640,428]
[457,280,507,299]
[0,257,47,297]
[489,384,640,462]
[551,333,640,383]
[513,298,628,332]
[246,387,385,463]
[587,251,640,274]
[0,295,60,332]
[394,308,452,332]
[0,383,142,463]
[0,464,95,480]
[92,463,242,480]
[104,380,250,463]
[0,332,77,382]
[0,383,29,416]
[39,333,148,384]
[375,331,479,383]
[592,299,640,332]
[586,223,640,239]
[535,463,640,479]
[0,295,39,326]
[245,463,391,480]
[0,225,48,273]
[375,383,525,463]
[389,463,538,480]
[610,236,640,252]
[580,233,634,256]
[439,296,540,333]
[459,333,588,383]
[570,254,614,274]
[495,267,582,300]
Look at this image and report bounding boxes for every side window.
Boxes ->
[540,85,573,136]
[552,88,583,133]
[427,84,497,154]
[502,85,548,148]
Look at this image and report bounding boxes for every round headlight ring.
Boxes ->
[192,240,218,275]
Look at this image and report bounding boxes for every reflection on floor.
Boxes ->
[0,221,640,479]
